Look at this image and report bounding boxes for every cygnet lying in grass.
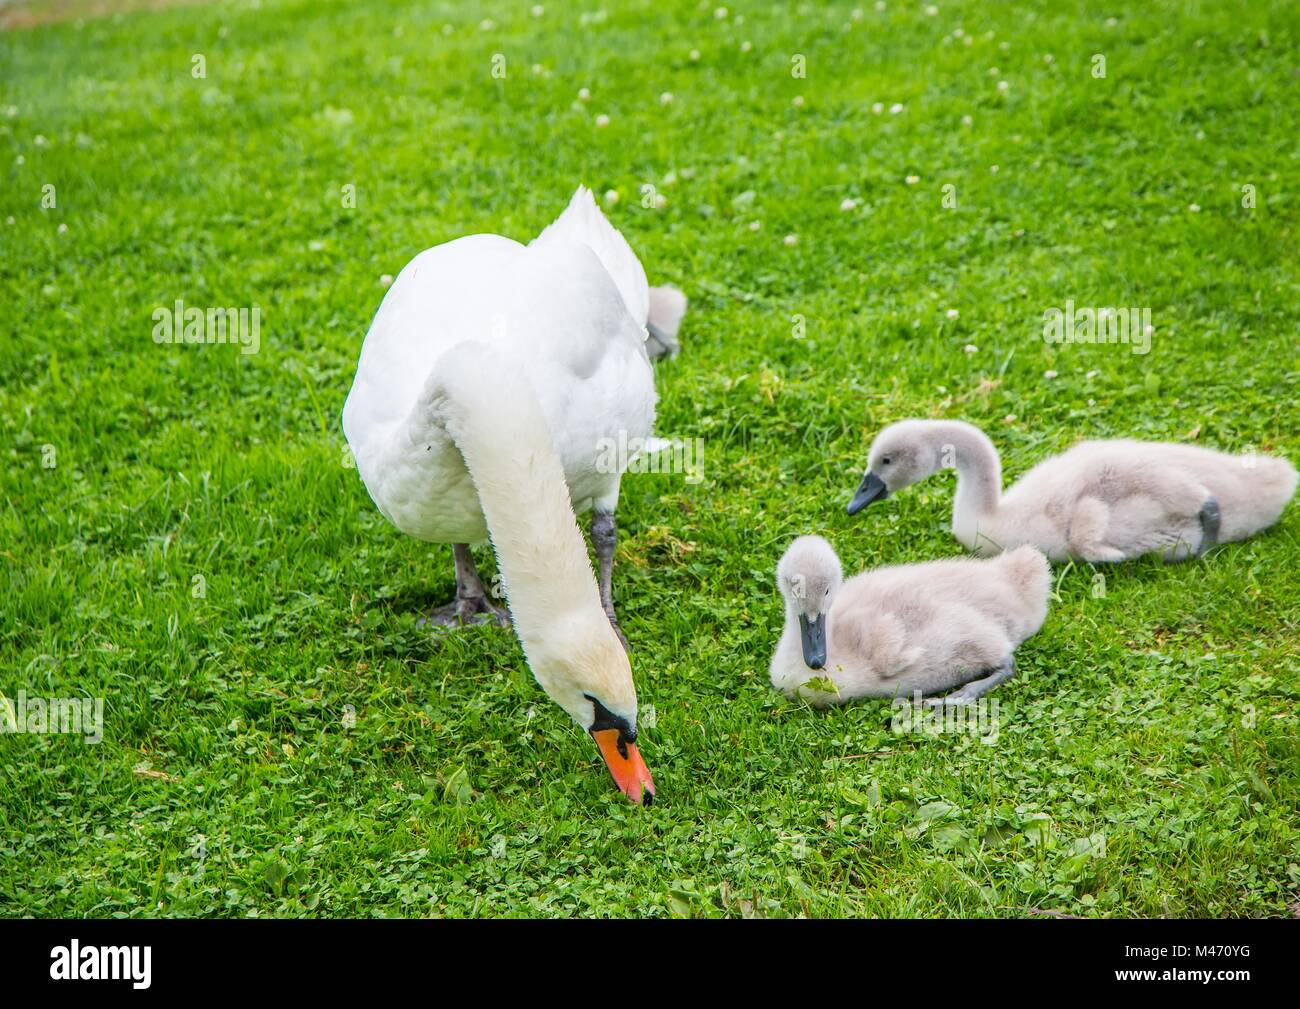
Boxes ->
[771,535,1051,707]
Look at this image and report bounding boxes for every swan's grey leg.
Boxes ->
[925,656,1016,707]
[591,511,630,652]
[1197,497,1221,555]
[419,543,510,628]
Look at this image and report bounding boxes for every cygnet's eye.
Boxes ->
[881,455,892,466]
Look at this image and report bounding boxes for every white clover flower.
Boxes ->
[840,197,857,211]
[792,95,804,107]
[783,234,798,246]
[604,189,619,205]
[1188,203,1200,213]
[946,308,959,319]
[961,114,973,126]
[890,102,904,114]
[660,92,674,105]
[871,102,884,114]
[905,174,919,184]
[578,87,591,101]
[997,80,1009,93]
[595,113,610,127]
[964,344,978,354]
[1044,369,1058,379]
[380,274,394,287]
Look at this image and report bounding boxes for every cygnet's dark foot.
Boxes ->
[1197,497,1221,555]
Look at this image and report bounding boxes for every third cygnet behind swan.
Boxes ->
[771,536,1051,707]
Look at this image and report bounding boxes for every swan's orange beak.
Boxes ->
[592,729,656,806]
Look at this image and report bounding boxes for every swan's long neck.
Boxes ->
[933,422,1002,549]
[417,344,607,664]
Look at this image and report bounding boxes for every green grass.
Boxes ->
[2,0,1298,918]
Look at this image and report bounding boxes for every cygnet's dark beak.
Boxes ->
[798,613,827,669]
[847,471,888,515]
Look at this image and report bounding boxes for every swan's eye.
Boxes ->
[881,455,892,466]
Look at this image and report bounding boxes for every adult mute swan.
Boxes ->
[342,187,683,804]
[771,536,1050,706]
[848,420,1297,563]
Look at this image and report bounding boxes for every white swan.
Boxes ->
[848,420,1298,563]
[342,187,683,803]
[771,536,1050,706]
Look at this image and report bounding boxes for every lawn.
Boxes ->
[1,0,1297,918]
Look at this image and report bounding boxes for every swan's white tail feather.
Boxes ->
[531,186,650,328]
[418,342,602,647]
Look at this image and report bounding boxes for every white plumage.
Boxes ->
[340,187,682,803]
[343,189,657,547]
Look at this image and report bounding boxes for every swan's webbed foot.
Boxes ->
[924,656,1016,707]
[416,543,511,630]
[1197,497,1221,555]
[591,511,630,653]
[419,594,511,629]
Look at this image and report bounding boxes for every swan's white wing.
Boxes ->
[529,185,650,330]
[483,239,657,512]
[343,232,655,541]
[343,234,524,451]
